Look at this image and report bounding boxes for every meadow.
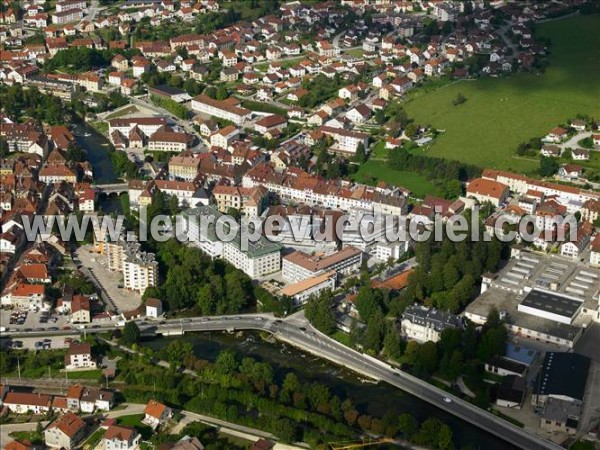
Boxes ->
[402,14,600,173]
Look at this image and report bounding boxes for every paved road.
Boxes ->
[3,314,563,450]
[0,421,48,446]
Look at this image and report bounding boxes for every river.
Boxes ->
[142,331,517,450]
[74,122,117,184]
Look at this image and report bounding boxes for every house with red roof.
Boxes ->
[44,412,86,449]
[102,426,140,450]
[142,399,172,429]
[466,178,509,207]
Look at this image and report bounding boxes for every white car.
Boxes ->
[443,396,452,404]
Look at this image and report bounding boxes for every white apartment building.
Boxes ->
[104,235,158,294]
[182,206,224,258]
[282,246,363,283]
[55,0,86,13]
[52,8,83,24]
[123,251,158,294]
[317,126,369,155]
[191,94,251,126]
[182,206,281,278]
[222,233,282,278]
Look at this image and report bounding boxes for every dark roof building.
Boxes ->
[533,352,590,404]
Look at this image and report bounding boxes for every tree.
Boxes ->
[404,122,418,138]
[121,321,140,345]
[452,93,467,106]
[397,413,418,440]
[415,341,438,376]
[383,325,402,360]
[539,156,559,176]
[354,142,367,163]
[438,423,454,450]
[216,86,228,101]
[363,310,385,352]
[304,290,336,334]
[478,326,507,361]
[164,340,193,368]
[197,285,216,315]
[0,138,8,158]
[215,350,238,375]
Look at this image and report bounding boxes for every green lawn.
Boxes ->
[240,100,287,116]
[116,414,153,439]
[105,105,138,120]
[83,429,106,450]
[403,14,600,173]
[331,330,352,346]
[66,369,102,380]
[353,160,436,198]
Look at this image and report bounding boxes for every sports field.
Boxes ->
[403,14,600,173]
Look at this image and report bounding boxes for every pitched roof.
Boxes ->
[144,399,168,419]
[4,392,52,407]
[467,178,509,200]
[104,425,137,442]
[48,412,85,438]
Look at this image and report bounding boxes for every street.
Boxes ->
[2,313,564,450]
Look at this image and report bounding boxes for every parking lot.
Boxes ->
[75,245,142,312]
[1,307,70,334]
[1,335,73,351]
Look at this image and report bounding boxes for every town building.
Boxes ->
[279,271,336,305]
[44,412,86,449]
[65,342,96,370]
[142,399,172,429]
[282,247,363,283]
[400,305,463,343]
[145,298,163,318]
[532,352,590,435]
[191,95,251,126]
[102,426,140,450]
[3,392,52,414]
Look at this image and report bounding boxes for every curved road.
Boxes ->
[3,314,563,450]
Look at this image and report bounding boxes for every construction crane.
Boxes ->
[329,438,395,450]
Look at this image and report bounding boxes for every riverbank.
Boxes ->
[139,331,517,450]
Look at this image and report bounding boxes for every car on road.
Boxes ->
[254,317,263,321]
[443,397,452,403]
[92,325,101,329]
[48,327,59,331]
[299,327,306,331]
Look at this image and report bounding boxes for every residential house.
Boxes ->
[4,392,52,414]
[145,298,163,318]
[65,342,96,370]
[142,399,172,429]
[102,426,140,450]
[44,412,86,449]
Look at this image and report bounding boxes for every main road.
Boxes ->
[2,314,563,450]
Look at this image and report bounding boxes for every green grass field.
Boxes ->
[353,161,436,198]
[403,14,600,173]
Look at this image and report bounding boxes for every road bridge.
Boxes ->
[2,314,564,450]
